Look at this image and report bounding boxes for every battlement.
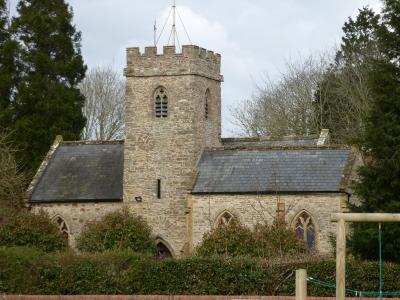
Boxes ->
[124,45,223,81]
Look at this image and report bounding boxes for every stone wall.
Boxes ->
[123,45,223,256]
[188,193,348,254]
[30,202,123,248]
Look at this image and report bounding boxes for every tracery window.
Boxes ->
[205,89,210,119]
[54,216,69,240]
[216,211,234,227]
[154,87,168,118]
[294,211,315,250]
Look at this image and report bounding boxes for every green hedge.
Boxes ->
[0,212,68,252]
[1,247,400,295]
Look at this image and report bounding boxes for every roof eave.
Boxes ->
[28,198,123,204]
[25,135,64,204]
[191,190,347,195]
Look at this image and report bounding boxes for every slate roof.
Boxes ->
[192,148,352,194]
[29,142,123,203]
[222,138,318,148]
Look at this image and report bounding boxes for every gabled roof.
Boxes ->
[29,141,123,203]
[192,147,354,194]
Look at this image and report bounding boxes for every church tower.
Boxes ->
[123,45,223,256]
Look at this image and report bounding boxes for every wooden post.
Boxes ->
[296,269,307,300]
[331,213,400,300]
[336,218,346,300]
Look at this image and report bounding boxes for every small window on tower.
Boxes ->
[154,87,168,118]
[157,179,161,199]
[205,89,211,119]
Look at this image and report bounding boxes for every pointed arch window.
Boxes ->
[294,211,315,250]
[154,87,168,118]
[216,211,234,228]
[53,216,69,240]
[205,89,211,119]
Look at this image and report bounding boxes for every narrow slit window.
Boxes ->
[205,89,211,119]
[154,87,168,118]
[157,179,161,199]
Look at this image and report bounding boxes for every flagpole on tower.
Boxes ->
[172,0,176,46]
[154,20,157,46]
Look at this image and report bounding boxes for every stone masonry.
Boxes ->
[188,193,349,254]
[123,45,223,256]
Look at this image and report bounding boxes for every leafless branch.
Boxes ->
[80,66,125,140]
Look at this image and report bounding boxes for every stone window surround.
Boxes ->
[154,86,168,118]
[291,210,317,250]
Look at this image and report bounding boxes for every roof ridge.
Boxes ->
[221,135,319,143]
[206,144,352,152]
[61,140,124,145]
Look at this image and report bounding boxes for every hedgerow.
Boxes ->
[1,247,400,295]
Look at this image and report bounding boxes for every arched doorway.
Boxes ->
[155,239,173,259]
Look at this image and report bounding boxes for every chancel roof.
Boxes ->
[192,147,353,194]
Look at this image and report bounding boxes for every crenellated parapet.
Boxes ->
[124,45,223,82]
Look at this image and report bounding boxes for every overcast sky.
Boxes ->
[10,0,382,136]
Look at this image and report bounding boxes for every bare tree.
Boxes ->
[315,62,372,143]
[0,132,26,221]
[232,54,330,137]
[80,66,125,140]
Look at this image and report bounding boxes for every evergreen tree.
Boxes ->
[12,0,86,171]
[0,0,17,129]
[350,1,400,262]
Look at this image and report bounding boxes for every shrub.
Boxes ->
[0,211,68,252]
[76,209,155,254]
[196,220,257,257]
[253,222,308,258]
[196,220,308,259]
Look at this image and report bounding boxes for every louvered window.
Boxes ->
[154,87,168,118]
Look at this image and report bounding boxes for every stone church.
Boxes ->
[26,44,359,257]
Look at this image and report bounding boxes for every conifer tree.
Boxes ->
[0,0,17,129]
[350,1,400,262]
[12,0,86,171]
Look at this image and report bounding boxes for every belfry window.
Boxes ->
[154,87,168,118]
[294,211,315,250]
[205,89,210,119]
